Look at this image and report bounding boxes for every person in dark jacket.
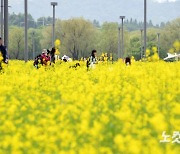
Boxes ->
[47,47,56,64]
[0,37,8,64]
[125,57,131,66]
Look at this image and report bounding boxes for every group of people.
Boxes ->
[0,37,130,70]
[33,48,131,69]
[86,49,131,68]
[33,47,56,68]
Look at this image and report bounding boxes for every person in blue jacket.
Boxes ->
[0,37,8,64]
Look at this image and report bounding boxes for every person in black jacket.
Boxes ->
[0,37,8,64]
[47,47,56,64]
[125,57,131,66]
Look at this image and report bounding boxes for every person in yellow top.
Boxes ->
[55,48,60,60]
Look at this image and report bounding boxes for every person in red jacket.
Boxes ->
[41,49,50,66]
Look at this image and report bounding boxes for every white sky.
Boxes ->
[154,0,177,3]
[8,0,180,24]
[154,0,177,2]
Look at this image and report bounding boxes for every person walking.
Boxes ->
[87,50,98,69]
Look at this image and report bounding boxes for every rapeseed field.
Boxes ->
[0,60,179,154]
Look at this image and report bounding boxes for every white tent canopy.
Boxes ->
[164,53,180,61]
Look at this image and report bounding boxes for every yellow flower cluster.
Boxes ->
[0,53,3,62]
[145,47,159,62]
[100,53,109,62]
[0,60,179,154]
[169,40,180,54]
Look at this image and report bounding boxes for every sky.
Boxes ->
[154,0,177,2]
[9,0,180,24]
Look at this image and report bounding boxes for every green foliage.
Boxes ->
[160,18,180,58]
[9,13,34,28]
[28,28,42,59]
[129,36,141,60]
[7,12,180,61]
[9,26,24,59]
[96,22,118,58]
[9,26,42,60]
[124,18,160,31]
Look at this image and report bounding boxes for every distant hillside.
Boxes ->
[8,12,169,32]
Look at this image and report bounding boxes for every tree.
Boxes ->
[40,20,63,52]
[37,17,53,28]
[160,18,180,58]
[59,18,97,59]
[97,22,130,59]
[28,28,42,59]
[93,19,100,28]
[9,27,42,60]
[148,20,153,28]
[40,26,52,50]
[128,28,160,60]
[129,36,141,60]
[9,13,34,28]
[40,18,97,59]
[97,22,118,58]
[9,26,24,59]
[160,22,166,28]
